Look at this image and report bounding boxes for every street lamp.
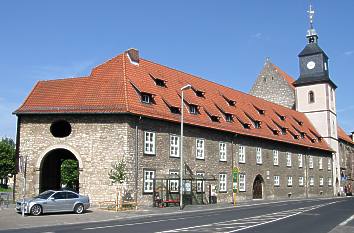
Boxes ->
[180,84,192,210]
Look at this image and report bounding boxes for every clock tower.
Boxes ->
[294,5,340,195]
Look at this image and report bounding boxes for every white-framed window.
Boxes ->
[144,131,155,155]
[196,172,205,193]
[309,156,314,169]
[273,150,279,166]
[287,176,293,187]
[298,154,303,168]
[286,152,292,167]
[196,138,205,159]
[239,174,246,191]
[170,135,180,157]
[239,145,246,163]
[310,177,314,186]
[328,177,332,186]
[319,157,323,170]
[219,173,227,192]
[169,171,179,193]
[299,176,304,186]
[319,177,324,186]
[274,176,280,186]
[328,158,332,170]
[189,104,197,114]
[143,169,155,193]
[256,147,262,164]
[141,93,151,104]
[219,142,227,161]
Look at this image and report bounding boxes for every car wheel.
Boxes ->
[74,203,84,214]
[30,204,42,216]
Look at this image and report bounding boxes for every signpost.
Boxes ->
[19,156,27,217]
[232,167,239,207]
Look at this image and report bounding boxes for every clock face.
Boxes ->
[307,61,316,70]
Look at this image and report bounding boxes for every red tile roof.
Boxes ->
[338,127,353,145]
[15,50,332,152]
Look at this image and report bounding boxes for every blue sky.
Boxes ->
[1,1,354,139]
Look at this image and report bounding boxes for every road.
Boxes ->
[2,197,354,233]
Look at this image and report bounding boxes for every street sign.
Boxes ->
[232,167,239,193]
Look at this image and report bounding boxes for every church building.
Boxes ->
[14,6,351,206]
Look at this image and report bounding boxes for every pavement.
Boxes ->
[0,197,353,232]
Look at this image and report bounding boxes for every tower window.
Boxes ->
[308,91,315,103]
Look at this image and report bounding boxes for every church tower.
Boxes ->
[294,5,340,195]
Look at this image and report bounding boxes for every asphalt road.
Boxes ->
[2,197,354,233]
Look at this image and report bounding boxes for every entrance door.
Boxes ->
[253,175,263,199]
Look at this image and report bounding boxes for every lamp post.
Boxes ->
[180,84,192,210]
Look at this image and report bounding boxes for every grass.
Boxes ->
[0,187,12,192]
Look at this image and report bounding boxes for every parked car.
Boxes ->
[16,190,90,216]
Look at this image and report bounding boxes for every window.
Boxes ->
[219,142,227,161]
[299,176,304,186]
[155,79,166,87]
[225,113,233,122]
[170,135,180,157]
[142,93,151,104]
[274,176,280,186]
[53,192,66,200]
[273,150,279,166]
[319,177,324,186]
[328,177,332,186]
[239,174,246,191]
[256,147,262,164]
[254,121,261,129]
[143,170,155,193]
[196,139,205,159]
[169,171,179,193]
[287,176,293,187]
[196,172,205,193]
[189,104,198,114]
[195,90,205,97]
[298,154,303,168]
[308,91,315,103]
[309,156,314,169]
[286,152,292,167]
[219,173,227,192]
[310,177,314,186]
[239,145,245,163]
[328,159,332,170]
[144,131,155,155]
[50,120,72,138]
[170,107,180,114]
[319,158,323,170]
[281,128,287,135]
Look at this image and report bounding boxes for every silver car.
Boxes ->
[16,190,90,216]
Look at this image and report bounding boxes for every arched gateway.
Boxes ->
[37,147,82,193]
[252,175,264,199]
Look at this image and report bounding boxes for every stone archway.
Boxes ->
[252,175,264,199]
[39,148,80,193]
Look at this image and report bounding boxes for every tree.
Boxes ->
[0,138,16,186]
[109,160,127,211]
[60,159,79,190]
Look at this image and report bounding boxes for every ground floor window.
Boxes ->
[328,177,332,186]
[309,177,314,186]
[143,169,155,193]
[287,176,293,187]
[196,172,205,193]
[274,176,280,186]
[299,176,304,186]
[319,177,324,186]
[219,173,227,192]
[169,171,179,193]
[239,174,246,191]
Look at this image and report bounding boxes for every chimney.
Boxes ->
[126,48,139,64]
[351,131,354,142]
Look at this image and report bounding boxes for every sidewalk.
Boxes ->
[0,197,345,231]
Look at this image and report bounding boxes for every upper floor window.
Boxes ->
[319,157,323,170]
[328,158,332,171]
[196,139,205,159]
[219,142,227,161]
[286,152,292,167]
[309,156,314,169]
[170,135,180,158]
[308,91,315,103]
[298,154,303,168]
[256,147,262,164]
[273,150,279,166]
[239,145,246,163]
[144,131,155,155]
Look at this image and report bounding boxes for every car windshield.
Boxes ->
[35,190,55,199]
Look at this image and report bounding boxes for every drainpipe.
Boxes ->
[135,116,142,209]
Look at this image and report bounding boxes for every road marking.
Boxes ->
[339,214,354,226]
[156,201,338,233]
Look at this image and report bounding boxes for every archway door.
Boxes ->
[252,175,264,199]
[39,148,79,193]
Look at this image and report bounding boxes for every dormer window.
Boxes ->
[189,104,198,114]
[281,128,287,135]
[273,129,280,135]
[254,121,261,129]
[195,90,205,97]
[225,113,233,122]
[210,116,219,122]
[155,79,166,87]
[300,132,306,138]
[170,107,180,114]
[228,100,236,106]
[141,93,152,104]
[253,105,265,115]
[243,123,251,129]
[308,91,315,103]
[275,111,286,121]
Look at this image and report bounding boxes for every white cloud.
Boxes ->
[344,50,354,56]
[251,32,263,39]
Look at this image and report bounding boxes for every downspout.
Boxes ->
[14,116,21,202]
[135,116,141,209]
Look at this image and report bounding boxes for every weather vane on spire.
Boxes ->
[307,4,315,29]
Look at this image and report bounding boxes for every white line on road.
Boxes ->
[339,214,354,226]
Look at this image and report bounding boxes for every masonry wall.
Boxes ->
[16,114,333,207]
